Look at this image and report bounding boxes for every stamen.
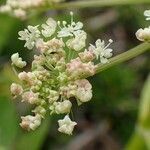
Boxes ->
[62,21,67,27]
[104,39,113,50]
[57,21,62,29]
[109,39,113,43]
[70,11,74,25]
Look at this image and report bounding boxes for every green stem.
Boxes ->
[12,65,19,76]
[96,42,150,73]
[46,0,150,10]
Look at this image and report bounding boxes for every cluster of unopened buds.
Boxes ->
[10,12,113,135]
[136,9,150,42]
[0,0,63,19]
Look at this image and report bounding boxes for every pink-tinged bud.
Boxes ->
[60,83,77,98]
[66,57,96,79]
[20,114,41,131]
[10,83,23,96]
[66,57,82,73]
[22,91,39,104]
[18,71,36,86]
[18,71,28,81]
[75,79,92,90]
[33,55,45,64]
[46,38,64,50]
[79,48,95,62]
[84,62,96,76]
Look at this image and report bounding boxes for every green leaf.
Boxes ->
[138,75,150,128]
[0,96,18,149]
[125,75,150,150]
[126,132,147,150]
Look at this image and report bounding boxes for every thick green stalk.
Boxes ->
[125,75,150,150]
[95,42,150,74]
[47,0,150,9]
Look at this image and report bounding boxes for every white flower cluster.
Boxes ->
[10,12,113,135]
[0,0,63,19]
[136,9,150,42]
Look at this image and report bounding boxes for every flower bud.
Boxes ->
[20,114,41,131]
[79,49,95,62]
[10,83,23,96]
[22,91,39,104]
[66,58,95,79]
[48,90,59,103]
[32,106,46,118]
[55,100,72,114]
[18,71,36,85]
[57,72,68,83]
[11,53,26,68]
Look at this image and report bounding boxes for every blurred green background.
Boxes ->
[0,0,150,150]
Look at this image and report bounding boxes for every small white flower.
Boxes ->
[57,12,83,38]
[55,100,72,114]
[58,115,77,135]
[66,30,87,51]
[18,25,40,50]
[90,39,113,64]
[20,114,41,131]
[11,53,26,68]
[136,27,150,42]
[144,10,150,20]
[41,18,57,37]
